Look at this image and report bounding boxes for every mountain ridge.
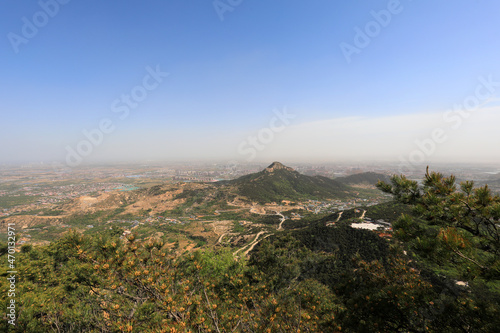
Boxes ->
[336,172,391,186]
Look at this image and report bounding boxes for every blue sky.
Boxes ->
[1,0,500,166]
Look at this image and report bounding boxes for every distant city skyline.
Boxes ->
[1,1,500,166]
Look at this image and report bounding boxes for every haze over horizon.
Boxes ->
[2,1,500,166]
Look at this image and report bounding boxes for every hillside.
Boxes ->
[336,171,390,187]
[219,162,353,203]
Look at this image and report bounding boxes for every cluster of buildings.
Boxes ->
[107,216,184,229]
[172,176,216,182]
[350,216,392,238]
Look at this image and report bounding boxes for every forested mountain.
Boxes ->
[219,162,353,203]
[336,172,391,186]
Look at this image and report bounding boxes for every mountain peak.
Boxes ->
[264,162,295,173]
[224,161,351,203]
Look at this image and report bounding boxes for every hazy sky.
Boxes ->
[1,0,499,167]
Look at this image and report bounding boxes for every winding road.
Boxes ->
[336,211,344,223]
[233,231,267,256]
[276,211,286,230]
[243,234,271,256]
[230,206,366,258]
[233,211,287,257]
[217,233,226,244]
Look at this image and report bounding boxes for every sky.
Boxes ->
[1,0,499,167]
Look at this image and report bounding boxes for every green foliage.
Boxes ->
[254,214,281,226]
[279,209,328,229]
[1,231,346,332]
[0,194,40,208]
[249,226,389,297]
[378,168,500,279]
[290,224,389,270]
[232,221,245,233]
[364,201,411,222]
[335,256,436,332]
[143,184,169,196]
[111,206,126,215]
[0,241,7,256]
[62,211,109,228]
[20,244,32,253]
[249,235,315,291]
[39,209,65,216]
[376,168,500,331]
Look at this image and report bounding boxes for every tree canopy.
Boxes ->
[377,167,500,280]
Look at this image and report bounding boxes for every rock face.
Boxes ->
[264,162,295,173]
